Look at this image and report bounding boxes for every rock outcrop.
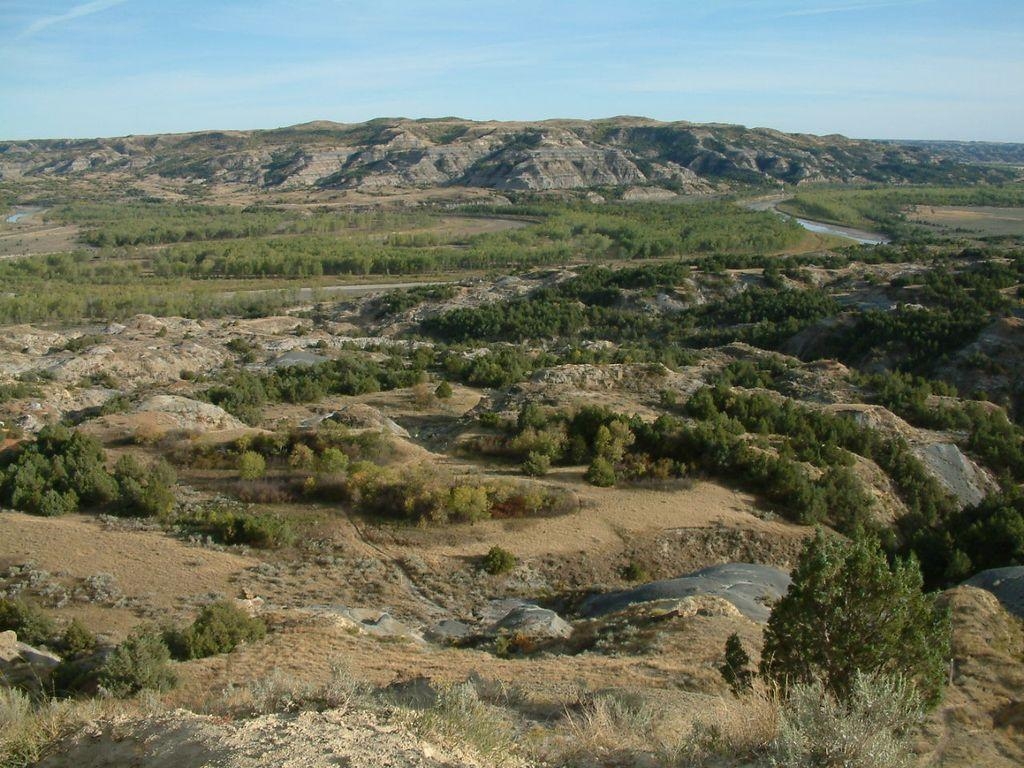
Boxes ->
[2,117,1011,191]
[579,563,792,623]
[0,629,62,686]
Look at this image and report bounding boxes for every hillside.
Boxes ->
[1,117,1017,192]
[3,133,1024,767]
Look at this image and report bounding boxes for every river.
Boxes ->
[4,207,46,225]
[744,195,889,245]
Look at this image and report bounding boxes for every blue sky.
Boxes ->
[2,0,1022,141]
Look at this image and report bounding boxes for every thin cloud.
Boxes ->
[20,0,130,38]
[779,1,929,17]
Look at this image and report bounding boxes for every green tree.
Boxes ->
[760,530,950,707]
[720,632,754,695]
[0,598,56,646]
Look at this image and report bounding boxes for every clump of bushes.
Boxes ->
[621,560,649,582]
[188,425,392,474]
[177,504,295,549]
[770,672,925,768]
[111,455,177,518]
[165,601,266,660]
[0,425,176,518]
[481,546,516,575]
[204,352,428,424]
[347,463,576,525]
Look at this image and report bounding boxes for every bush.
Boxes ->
[447,484,490,523]
[0,425,115,515]
[165,601,266,660]
[770,672,925,768]
[317,447,349,475]
[482,546,516,575]
[238,451,267,480]
[0,599,56,646]
[0,426,177,518]
[415,681,513,761]
[521,451,551,477]
[59,619,97,658]
[435,380,453,399]
[585,457,616,487]
[0,688,91,768]
[288,443,316,471]
[112,455,176,517]
[98,629,176,697]
[760,530,950,707]
[621,560,648,582]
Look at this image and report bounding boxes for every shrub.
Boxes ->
[760,530,950,707]
[36,489,78,517]
[165,601,266,660]
[769,672,925,768]
[448,484,490,523]
[621,560,648,582]
[435,380,453,399]
[585,457,616,487]
[415,682,513,761]
[0,426,176,518]
[0,688,93,768]
[288,443,316,471]
[317,446,349,475]
[113,455,176,517]
[0,599,56,646]
[59,619,97,658]
[98,629,176,697]
[482,546,516,575]
[521,451,551,477]
[238,451,266,480]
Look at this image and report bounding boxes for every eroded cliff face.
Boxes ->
[1,117,1008,191]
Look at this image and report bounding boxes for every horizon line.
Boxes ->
[2,115,1023,146]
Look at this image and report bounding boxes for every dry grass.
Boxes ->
[908,205,1024,237]
[412,681,518,766]
[204,662,366,717]
[530,685,779,766]
[673,687,781,765]
[0,689,154,768]
[556,689,666,764]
